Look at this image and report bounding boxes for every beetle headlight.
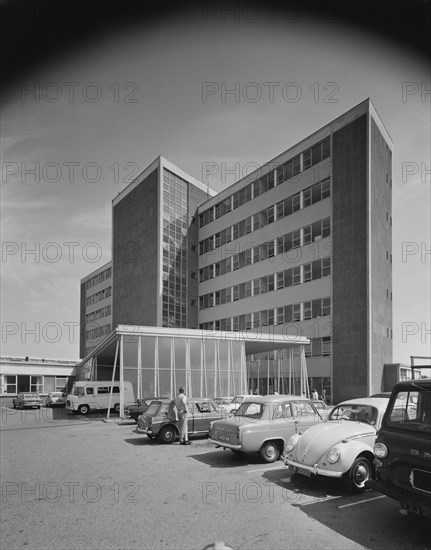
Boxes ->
[284,434,300,453]
[374,442,388,458]
[327,447,341,464]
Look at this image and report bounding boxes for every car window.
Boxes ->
[329,404,377,425]
[236,401,264,419]
[196,402,212,414]
[273,403,293,420]
[388,390,431,433]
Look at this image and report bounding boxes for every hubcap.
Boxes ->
[354,463,369,486]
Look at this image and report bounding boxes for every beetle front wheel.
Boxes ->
[344,456,372,493]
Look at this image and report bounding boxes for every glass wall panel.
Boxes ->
[174,338,187,390]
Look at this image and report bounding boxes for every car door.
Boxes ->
[292,400,322,432]
[191,401,220,433]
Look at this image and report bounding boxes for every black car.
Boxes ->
[124,397,168,422]
[367,377,431,518]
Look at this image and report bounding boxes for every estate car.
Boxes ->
[12,392,42,409]
[136,398,225,443]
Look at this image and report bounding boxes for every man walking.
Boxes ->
[175,386,190,445]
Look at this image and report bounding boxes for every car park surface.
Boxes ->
[2,406,430,550]
[135,398,226,443]
[283,397,390,492]
[208,394,324,463]
[12,392,42,409]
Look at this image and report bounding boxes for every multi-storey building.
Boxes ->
[80,99,393,403]
[197,99,392,402]
[80,261,112,358]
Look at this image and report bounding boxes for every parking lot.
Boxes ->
[1,405,430,550]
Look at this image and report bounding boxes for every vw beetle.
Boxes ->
[283,397,390,492]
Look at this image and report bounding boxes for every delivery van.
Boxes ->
[66,381,135,415]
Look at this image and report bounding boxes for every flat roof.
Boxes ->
[78,325,310,367]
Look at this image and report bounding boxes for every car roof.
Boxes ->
[334,397,390,409]
[237,394,311,404]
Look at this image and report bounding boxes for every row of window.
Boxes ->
[85,305,112,324]
[199,137,330,228]
[86,286,112,306]
[199,297,331,331]
[199,177,330,255]
[85,267,112,291]
[2,375,68,394]
[86,324,112,340]
[305,337,331,357]
[199,257,331,310]
[199,217,331,282]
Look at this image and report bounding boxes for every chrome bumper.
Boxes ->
[285,459,343,478]
[208,437,242,451]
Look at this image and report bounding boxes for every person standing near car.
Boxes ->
[175,386,190,445]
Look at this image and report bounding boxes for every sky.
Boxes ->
[1,2,430,367]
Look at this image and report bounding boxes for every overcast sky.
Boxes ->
[1,3,430,366]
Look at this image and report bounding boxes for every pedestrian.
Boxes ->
[321,389,327,403]
[312,388,319,400]
[175,386,190,445]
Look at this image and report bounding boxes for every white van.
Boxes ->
[66,381,135,415]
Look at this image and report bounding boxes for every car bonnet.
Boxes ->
[294,421,376,465]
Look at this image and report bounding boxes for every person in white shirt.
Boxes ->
[175,386,190,445]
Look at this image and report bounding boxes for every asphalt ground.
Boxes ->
[1,405,430,550]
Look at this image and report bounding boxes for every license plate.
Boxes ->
[218,434,230,442]
[296,467,312,477]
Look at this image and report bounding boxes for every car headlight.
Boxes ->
[284,434,300,453]
[327,447,341,464]
[374,442,388,458]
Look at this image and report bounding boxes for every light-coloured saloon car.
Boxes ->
[283,397,390,493]
[208,395,324,463]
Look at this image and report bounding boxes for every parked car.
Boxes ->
[312,399,330,419]
[367,377,431,517]
[208,395,324,463]
[124,396,169,422]
[213,397,235,412]
[45,392,66,407]
[12,392,42,409]
[283,397,390,492]
[135,398,225,443]
[226,395,254,414]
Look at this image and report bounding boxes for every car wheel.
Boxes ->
[113,403,121,413]
[78,405,90,415]
[159,425,177,444]
[344,456,372,493]
[260,441,280,463]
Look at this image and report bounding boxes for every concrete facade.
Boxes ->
[79,99,393,403]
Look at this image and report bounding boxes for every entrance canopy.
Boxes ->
[76,325,310,416]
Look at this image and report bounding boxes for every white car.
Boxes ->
[45,392,67,407]
[226,395,254,414]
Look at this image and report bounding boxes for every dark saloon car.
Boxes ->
[367,377,431,518]
[124,396,169,422]
[136,398,225,443]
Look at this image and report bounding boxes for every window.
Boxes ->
[303,301,312,320]
[276,307,284,325]
[268,309,275,326]
[277,272,284,290]
[293,304,301,322]
[303,263,311,282]
[253,278,260,295]
[292,267,301,285]
[97,386,110,394]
